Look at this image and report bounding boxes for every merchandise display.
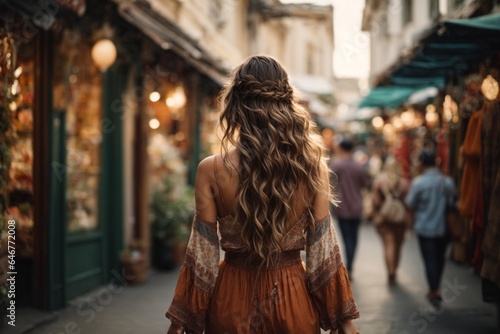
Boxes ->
[8,56,34,257]
[146,82,190,192]
[54,32,103,232]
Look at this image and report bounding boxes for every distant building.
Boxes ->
[362,0,496,85]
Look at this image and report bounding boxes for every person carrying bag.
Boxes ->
[371,156,409,284]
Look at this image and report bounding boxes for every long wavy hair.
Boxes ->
[219,55,333,267]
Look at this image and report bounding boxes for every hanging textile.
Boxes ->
[481,99,500,290]
[459,108,483,217]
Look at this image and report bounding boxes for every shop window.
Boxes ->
[9,45,35,257]
[429,0,440,20]
[211,0,226,29]
[307,44,315,75]
[402,0,413,26]
[53,30,103,232]
[146,79,189,190]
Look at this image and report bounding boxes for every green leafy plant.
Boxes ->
[150,176,194,248]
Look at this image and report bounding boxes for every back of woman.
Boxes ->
[165,55,360,334]
[371,156,409,284]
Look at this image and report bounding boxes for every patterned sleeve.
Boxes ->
[165,215,220,334]
[306,214,360,331]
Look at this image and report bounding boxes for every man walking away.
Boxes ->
[405,148,456,309]
[331,137,369,280]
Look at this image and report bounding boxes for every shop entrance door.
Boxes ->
[50,108,109,304]
[49,61,125,309]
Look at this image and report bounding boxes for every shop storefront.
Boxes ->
[0,13,46,310]
[0,1,129,310]
[360,12,500,321]
[135,45,223,270]
[114,1,228,271]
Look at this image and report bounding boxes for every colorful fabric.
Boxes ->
[459,109,483,217]
[166,214,359,333]
[481,101,500,288]
[166,215,220,333]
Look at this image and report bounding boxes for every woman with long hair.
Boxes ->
[371,155,409,285]
[166,55,360,334]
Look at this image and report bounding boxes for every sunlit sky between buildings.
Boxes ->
[281,0,370,79]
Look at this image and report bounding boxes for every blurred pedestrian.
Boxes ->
[371,156,409,285]
[166,55,360,334]
[330,137,370,279]
[405,148,456,309]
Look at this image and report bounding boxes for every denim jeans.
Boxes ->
[337,218,361,272]
[417,235,448,292]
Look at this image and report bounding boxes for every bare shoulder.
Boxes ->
[197,155,216,180]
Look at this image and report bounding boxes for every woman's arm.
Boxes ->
[166,156,219,334]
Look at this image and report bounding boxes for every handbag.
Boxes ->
[373,178,406,225]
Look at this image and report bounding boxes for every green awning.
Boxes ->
[392,13,500,83]
[445,13,500,33]
[358,86,428,109]
[359,13,500,110]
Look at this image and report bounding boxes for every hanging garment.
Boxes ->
[459,109,483,218]
[481,100,500,290]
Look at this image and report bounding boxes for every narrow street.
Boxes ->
[19,222,497,334]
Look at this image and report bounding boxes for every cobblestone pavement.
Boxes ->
[23,223,498,334]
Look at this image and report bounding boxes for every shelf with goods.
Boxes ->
[7,55,35,259]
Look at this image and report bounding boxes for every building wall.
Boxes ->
[145,0,333,85]
[369,0,438,79]
[366,0,489,81]
[147,0,249,68]
[279,15,334,77]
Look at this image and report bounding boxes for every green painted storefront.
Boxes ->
[47,63,126,309]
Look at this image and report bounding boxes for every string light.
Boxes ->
[481,75,499,101]
[400,109,416,127]
[425,104,439,128]
[392,116,404,131]
[371,116,384,130]
[443,95,458,123]
[149,118,160,130]
[166,87,186,109]
[149,91,161,102]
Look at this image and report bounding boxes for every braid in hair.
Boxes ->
[234,75,294,103]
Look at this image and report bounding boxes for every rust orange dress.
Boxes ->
[166,177,359,333]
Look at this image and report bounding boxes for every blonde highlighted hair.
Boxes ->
[219,55,333,267]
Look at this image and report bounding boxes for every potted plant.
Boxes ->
[150,175,194,270]
[120,239,147,285]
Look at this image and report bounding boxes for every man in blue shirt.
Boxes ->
[405,148,456,308]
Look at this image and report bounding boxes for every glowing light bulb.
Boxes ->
[91,39,117,71]
[149,91,161,102]
[149,118,160,129]
[372,116,384,130]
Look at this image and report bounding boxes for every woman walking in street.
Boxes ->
[165,55,360,334]
[371,156,409,285]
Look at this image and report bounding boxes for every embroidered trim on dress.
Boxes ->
[166,301,205,334]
